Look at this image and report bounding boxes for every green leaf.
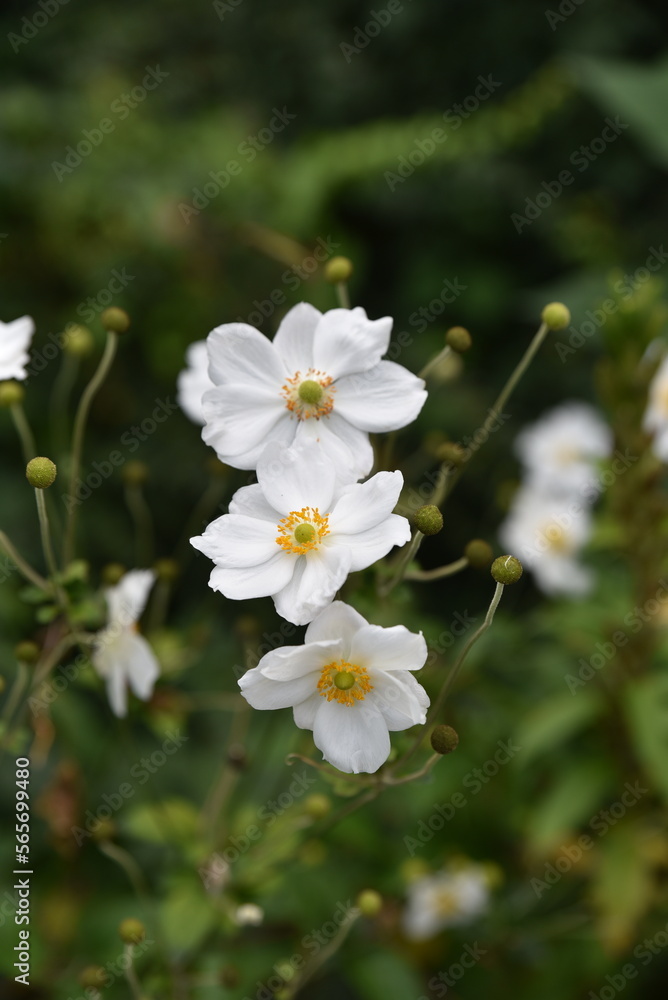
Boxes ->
[592,823,654,952]
[524,760,612,856]
[161,878,216,954]
[348,950,423,1000]
[515,689,604,766]
[625,671,668,803]
[123,798,202,846]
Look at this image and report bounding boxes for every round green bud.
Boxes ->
[356,889,383,917]
[102,563,126,586]
[445,326,472,352]
[324,256,353,284]
[436,442,466,467]
[464,539,493,569]
[63,324,94,357]
[430,724,459,755]
[297,379,324,405]
[26,457,57,489]
[413,504,443,536]
[118,918,146,945]
[15,640,40,664]
[91,818,116,842]
[491,554,523,585]
[79,965,106,990]
[294,523,316,545]
[122,460,148,486]
[541,302,571,330]
[304,793,331,820]
[154,558,179,583]
[101,307,130,334]
[334,670,355,690]
[0,380,25,408]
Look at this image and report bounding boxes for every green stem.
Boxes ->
[122,944,145,1000]
[10,403,36,462]
[419,344,452,380]
[335,281,350,309]
[405,556,469,581]
[124,483,154,567]
[0,530,49,590]
[64,331,118,564]
[0,663,30,732]
[483,321,549,436]
[35,490,67,609]
[283,908,361,998]
[49,352,80,458]
[380,529,423,596]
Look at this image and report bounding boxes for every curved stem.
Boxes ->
[10,403,36,462]
[124,483,154,567]
[419,344,452,380]
[64,332,118,564]
[0,530,49,590]
[484,321,549,437]
[405,556,469,581]
[35,491,67,609]
[380,529,423,596]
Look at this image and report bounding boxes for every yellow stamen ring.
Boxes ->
[317,660,373,706]
[276,507,330,555]
[281,369,335,420]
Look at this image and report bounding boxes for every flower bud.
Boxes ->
[445,326,472,352]
[491,554,523,584]
[64,324,94,357]
[79,966,106,990]
[15,640,40,664]
[541,302,570,330]
[154,558,179,583]
[26,457,57,489]
[464,539,493,568]
[102,563,126,585]
[413,504,443,536]
[430,724,459,754]
[122,460,148,486]
[101,307,130,334]
[0,380,25,407]
[304,794,331,819]
[324,256,353,284]
[118,918,146,944]
[356,889,383,917]
[436,442,466,467]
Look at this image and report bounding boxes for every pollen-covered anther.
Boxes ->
[276,507,330,554]
[281,369,335,420]
[317,660,373,706]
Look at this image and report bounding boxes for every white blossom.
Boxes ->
[0,315,35,382]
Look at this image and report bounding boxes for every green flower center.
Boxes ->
[293,523,316,545]
[333,670,356,690]
[298,379,324,405]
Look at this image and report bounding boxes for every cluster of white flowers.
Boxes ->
[643,354,668,461]
[181,303,430,772]
[403,860,493,940]
[0,315,35,381]
[499,402,612,595]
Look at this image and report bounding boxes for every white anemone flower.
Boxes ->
[403,864,491,940]
[177,340,213,425]
[0,315,35,381]
[191,441,410,626]
[92,570,160,717]
[515,401,612,494]
[201,303,427,479]
[499,484,593,596]
[238,601,429,773]
[643,354,668,461]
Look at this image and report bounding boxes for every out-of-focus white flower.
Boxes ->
[499,484,593,595]
[92,570,160,717]
[177,340,213,425]
[201,303,427,479]
[643,355,668,461]
[239,601,429,773]
[234,903,264,926]
[0,316,35,381]
[403,863,492,941]
[190,440,410,626]
[515,401,612,494]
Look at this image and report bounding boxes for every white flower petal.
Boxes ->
[207,551,295,600]
[293,692,322,730]
[294,413,373,481]
[106,665,128,718]
[334,361,427,432]
[0,315,35,381]
[206,323,287,387]
[201,383,287,464]
[190,514,279,568]
[312,700,391,773]
[312,307,393,380]
[238,668,316,709]
[273,546,351,626]
[257,639,344,680]
[329,471,404,534]
[272,302,321,373]
[228,484,281,522]
[257,439,338,516]
[124,633,160,701]
[105,570,155,628]
[177,341,213,425]
[371,670,429,730]
[304,600,369,654]
[338,514,411,572]
[351,623,428,672]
